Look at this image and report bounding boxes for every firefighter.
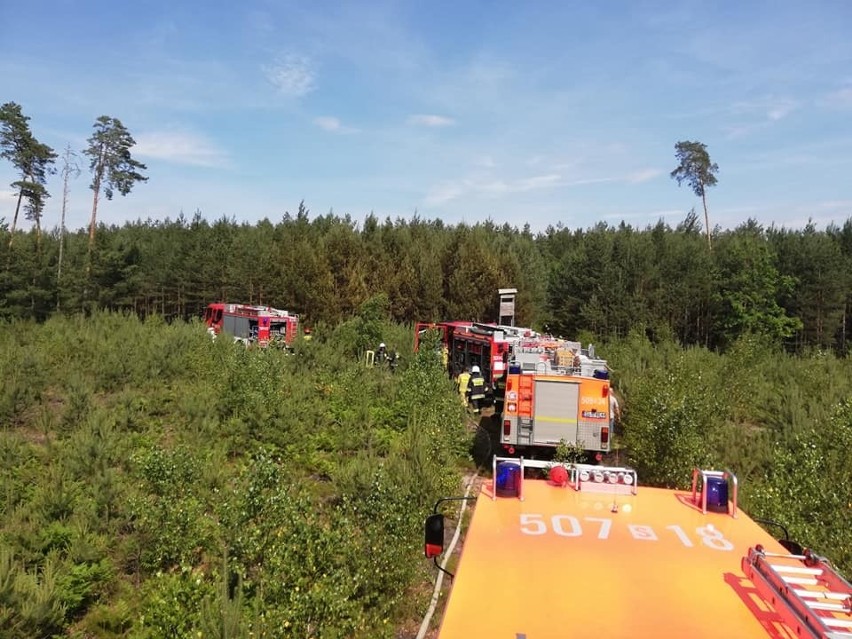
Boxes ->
[303,327,313,341]
[388,350,400,373]
[376,342,388,365]
[609,392,621,430]
[466,365,487,414]
[493,368,508,412]
[457,368,471,406]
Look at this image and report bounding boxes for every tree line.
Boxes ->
[2,204,851,354]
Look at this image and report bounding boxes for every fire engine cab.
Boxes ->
[204,303,299,347]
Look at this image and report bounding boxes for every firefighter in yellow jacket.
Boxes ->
[457,369,471,406]
[466,365,487,413]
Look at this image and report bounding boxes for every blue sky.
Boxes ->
[2,0,851,233]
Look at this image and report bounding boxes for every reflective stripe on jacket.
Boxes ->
[467,374,486,400]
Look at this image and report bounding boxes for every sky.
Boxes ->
[1,0,851,234]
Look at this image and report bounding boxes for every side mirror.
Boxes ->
[424,513,445,558]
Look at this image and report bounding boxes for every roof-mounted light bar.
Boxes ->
[491,457,639,500]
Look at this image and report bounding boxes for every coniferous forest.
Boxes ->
[3,205,852,355]
[2,208,852,637]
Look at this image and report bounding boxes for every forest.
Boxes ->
[2,204,852,357]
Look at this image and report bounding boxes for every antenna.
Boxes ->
[610,447,619,513]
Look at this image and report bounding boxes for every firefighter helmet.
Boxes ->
[471,365,481,374]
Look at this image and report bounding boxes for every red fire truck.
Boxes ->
[414,321,516,386]
[415,321,615,456]
[204,303,299,347]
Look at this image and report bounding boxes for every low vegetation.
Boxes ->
[0,303,469,638]
[1,306,850,637]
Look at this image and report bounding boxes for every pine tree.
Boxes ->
[83,115,147,270]
[671,140,719,250]
[0,102,57,250]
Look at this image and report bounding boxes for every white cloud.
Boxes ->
[567,177,619,187]
[474,155,496,168]
[424,166,635,207]
[475,173,562,195]
[823,87,852,108]
[134,131,228,167]
[551,161,578,171]
[263,54,316,97]
[668,101,763,121]
[0,188,17,208]
[764,98,797,121]
[407,114,456,127]
[602,208,684,221]
[724,123,763,140]
[313,116,358,134]
[719,96,799,138]
[425,172,566,205]
[626,168,663,184]
[246,10,275,37]
[809,199,852,212]
[314,117,341,131]
[515,174,562,191]
[424,183,465,205]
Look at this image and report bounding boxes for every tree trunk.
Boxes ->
[88,184,100,254]
[8,186,24,249]
[87,174,101,277]
[701,191,712,251]
[57,170,69,308]
[34,217,42,314]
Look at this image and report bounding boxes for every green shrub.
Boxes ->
[0,313,471,636]
[133,568,213,639]
[0,550,67,639]
[56,558,113,617]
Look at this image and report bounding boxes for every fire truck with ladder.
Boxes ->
[204,303,299,347]
[415,321,614,457]
[423,460,852,638]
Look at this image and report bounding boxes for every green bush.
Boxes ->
[0,550,66,639]
[132,568,214,639]
[606,331,852,574]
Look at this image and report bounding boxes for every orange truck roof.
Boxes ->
[437,479,801,639]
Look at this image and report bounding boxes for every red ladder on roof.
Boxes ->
[742,545,852,639]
